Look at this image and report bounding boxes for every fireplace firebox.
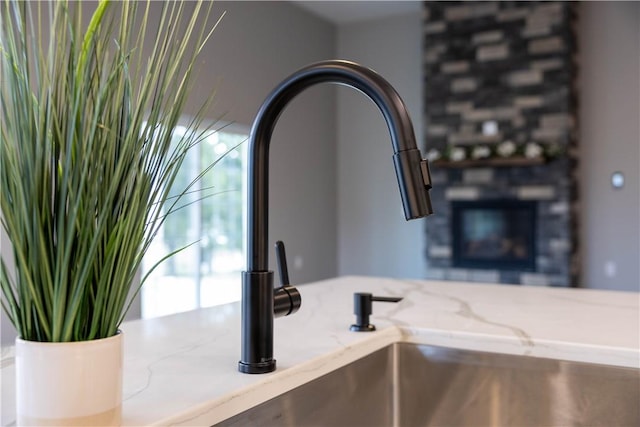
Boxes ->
[452,200,536,271]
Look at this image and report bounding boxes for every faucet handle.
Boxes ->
[275,240,290,286]
[274,241,301,317]
[350,292,402,332]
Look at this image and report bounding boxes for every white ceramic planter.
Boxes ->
[15,332,123,426]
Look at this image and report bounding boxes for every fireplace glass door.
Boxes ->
[452,200,536,271]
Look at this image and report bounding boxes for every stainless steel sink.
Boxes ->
[217,343,640,427]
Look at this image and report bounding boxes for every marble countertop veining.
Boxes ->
[1,276,639,426]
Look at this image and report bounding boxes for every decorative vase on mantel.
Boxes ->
[15,333,123,426]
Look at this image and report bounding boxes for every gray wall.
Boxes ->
[336,13,427,279]
[205,1,338,284]
[578,2,640,291]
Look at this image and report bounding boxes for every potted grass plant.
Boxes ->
[0,0,221,424]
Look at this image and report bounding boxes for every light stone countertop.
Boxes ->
[1,276,639,426]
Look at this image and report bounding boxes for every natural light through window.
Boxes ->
[141,125,248,319]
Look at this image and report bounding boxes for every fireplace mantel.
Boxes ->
[432,157,547,169]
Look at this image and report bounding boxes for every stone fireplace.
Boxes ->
[422,1,579,286]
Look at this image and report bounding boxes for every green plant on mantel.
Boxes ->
[0,0,222,342]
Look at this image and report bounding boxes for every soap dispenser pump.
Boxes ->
[350,292,403,332]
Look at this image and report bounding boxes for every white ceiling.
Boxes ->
[291,1,422,25]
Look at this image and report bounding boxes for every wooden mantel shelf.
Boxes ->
[431,157,547,168]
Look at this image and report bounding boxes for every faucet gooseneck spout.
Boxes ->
[239,60,433,374]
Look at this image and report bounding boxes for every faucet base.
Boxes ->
[239,271,276,374]
[238,359,276,374]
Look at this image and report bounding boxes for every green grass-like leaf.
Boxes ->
[1,0,222,341]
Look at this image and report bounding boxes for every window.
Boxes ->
[141,125,248,319]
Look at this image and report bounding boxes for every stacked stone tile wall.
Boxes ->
[423,1,579,286]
